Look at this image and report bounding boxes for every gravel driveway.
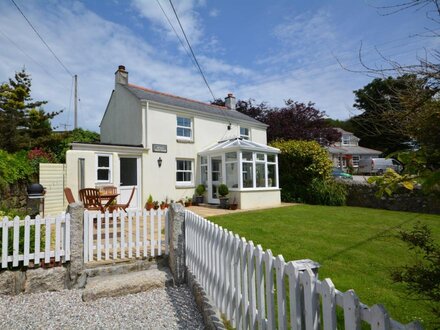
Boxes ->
[0,286,205,329]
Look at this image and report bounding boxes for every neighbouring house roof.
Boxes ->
[199,138,280,155]
[125,84,266,127]
[334,127,353,135]
[327,145,382,155]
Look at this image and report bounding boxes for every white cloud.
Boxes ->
[209,8,219,17]
[131,0,205,45]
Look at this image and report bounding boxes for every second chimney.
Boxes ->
[115,65,128,87]
[225,93,236,110]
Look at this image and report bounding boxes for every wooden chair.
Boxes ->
[101,186,117,194]
[79,188,104,212]
[110,187,136,212]
[64,187,75,204]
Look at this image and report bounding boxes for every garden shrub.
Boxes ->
[0,150,35,191]
[305,178,347,206]
[270,140,334,204]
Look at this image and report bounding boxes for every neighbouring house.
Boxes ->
[66,65,281,210]
[327,128,381,170]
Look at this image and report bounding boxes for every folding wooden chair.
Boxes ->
[64,187,75,204]
[110,187,136,212]
[79,188,104,212]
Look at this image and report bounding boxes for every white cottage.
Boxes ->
[66,66,281,210]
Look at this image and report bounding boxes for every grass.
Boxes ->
[208,205,440,328]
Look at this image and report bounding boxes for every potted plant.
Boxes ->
[153,201,159,210]
[229,197,238,210]
[145,194,154,210]
[184,196,192,207]
[218,184,229,209]
[160,201,167,210]
[195,184,206,205]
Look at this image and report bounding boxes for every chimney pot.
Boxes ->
[118,65,126,71]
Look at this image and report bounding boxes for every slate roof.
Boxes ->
[125,84,266,127]
[327,145,382,155]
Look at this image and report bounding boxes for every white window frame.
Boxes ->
[352,155,360,167]
[240,127,250,140]
[176,159,194,187]
[342,135,350,145]
[176,116,193,141]
[96,154,112,183]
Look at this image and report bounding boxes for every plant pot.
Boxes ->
[219,197,229,209]
[145,202,154,211]
[160,204,166,210]
[185,201,192,207]
[195,196,204,205]
[230,203,238,210]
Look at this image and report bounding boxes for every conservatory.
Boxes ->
[198,138,281,210]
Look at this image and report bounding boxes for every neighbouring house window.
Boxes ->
[342,135,350,145]
[96,154,112,183]
[225,152,238,188]
[352,155,360,167]
[176,159,193,186]
[176,116,192,140]
[240,127,250,140]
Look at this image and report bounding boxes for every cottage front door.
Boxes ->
[119,157,140,208]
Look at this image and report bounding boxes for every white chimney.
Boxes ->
[225,93,236,110]
[115,65,128,87]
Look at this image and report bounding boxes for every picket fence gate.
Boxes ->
[185,210,420,330]
[83,209,169,263]
[1,213,70,269]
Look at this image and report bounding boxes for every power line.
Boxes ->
[168,0,216,101]
[10,0,73,77]
[155,0,197,69]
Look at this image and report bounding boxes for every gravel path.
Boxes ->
[0,286,205,329]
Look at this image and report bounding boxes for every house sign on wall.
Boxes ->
[152,144,167,153]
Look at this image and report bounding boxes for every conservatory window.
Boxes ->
[200,156,208,186]
[225,152,238,188]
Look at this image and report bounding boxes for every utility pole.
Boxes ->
[74,74,78,129]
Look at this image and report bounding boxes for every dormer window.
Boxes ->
[177,116,192,141]
[240,127,250,140]
[342,135,350,145]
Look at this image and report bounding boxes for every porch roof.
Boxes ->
[199,138,280,155]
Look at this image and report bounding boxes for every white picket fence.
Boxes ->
[83,209,169,263]
[185,210,420,330]
[1,214,70,269]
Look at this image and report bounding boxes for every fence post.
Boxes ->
[66,202,85,287]
[168,203,186,285]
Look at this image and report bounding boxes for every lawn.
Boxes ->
[208,205,440,328]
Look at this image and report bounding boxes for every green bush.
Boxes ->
[195,184,206,196]
[218,184,229,197]
[0,150,35,191]
[305,178,347,206]
[270,140,334,203]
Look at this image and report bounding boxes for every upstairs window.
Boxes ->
[96,154,112,183]
[240,127,250,140]
[177,116,192,140]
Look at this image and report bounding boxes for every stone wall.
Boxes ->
[345,182,440,214]
[0,181,28,212]
[0,266,69,295]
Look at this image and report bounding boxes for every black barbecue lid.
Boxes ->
[27,183,45,195]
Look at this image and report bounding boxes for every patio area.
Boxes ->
[186,202,295,218]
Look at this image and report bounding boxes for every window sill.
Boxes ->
[176,139,194,144]
[175,184,195,189]
[229,188,281,192]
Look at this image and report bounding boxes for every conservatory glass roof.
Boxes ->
[199,138,280,155]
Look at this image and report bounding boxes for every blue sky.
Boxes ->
[0,0,438,132]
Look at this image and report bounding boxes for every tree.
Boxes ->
[351,75,435,154]
[48,128,100,162]
[0,69,60,152]
[224,98,341,144]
